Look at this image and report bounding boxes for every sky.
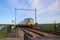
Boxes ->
[0,0,60,24]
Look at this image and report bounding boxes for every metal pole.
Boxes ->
[35,8,37,27]
[15,8,16,25]
[15,8,18,38]
[54,21,56,32]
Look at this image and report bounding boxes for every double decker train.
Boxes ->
[19,18,35,27]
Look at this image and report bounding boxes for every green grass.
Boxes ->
[0,26,7,38]
[36,24,60,32]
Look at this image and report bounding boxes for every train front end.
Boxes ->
[24,18,34,27]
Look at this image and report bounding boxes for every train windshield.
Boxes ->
[27,19,33,22]
[24,18,34,22]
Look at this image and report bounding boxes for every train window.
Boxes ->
[29,20,33,22]
[24,18,34,22]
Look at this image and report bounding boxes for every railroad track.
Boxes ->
[32,28,60,35]
[20,27,33,37]
[25,28,60,37]
[19,27,45,37]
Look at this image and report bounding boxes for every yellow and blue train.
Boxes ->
[20,18,35,27]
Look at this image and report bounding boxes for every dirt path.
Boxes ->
[0,28,24,40]
[6,29,16,38]
[0,38,23,40]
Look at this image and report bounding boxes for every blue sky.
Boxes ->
[0,0,60,24]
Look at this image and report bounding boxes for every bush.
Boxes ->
[0,26,7,38]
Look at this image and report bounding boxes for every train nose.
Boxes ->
[27,23,30,25]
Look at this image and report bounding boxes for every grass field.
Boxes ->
[36,24,60,32]
[0,26,7,38]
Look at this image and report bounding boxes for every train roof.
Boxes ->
[24,18,34,20]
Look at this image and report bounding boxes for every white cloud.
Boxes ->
[7,0,27,8]
[41,0,58,12]
[29,0,59,12]
[35,0,60,17]
[29,0,44,10]
[7,0,20,8]
[7,0,59,14]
